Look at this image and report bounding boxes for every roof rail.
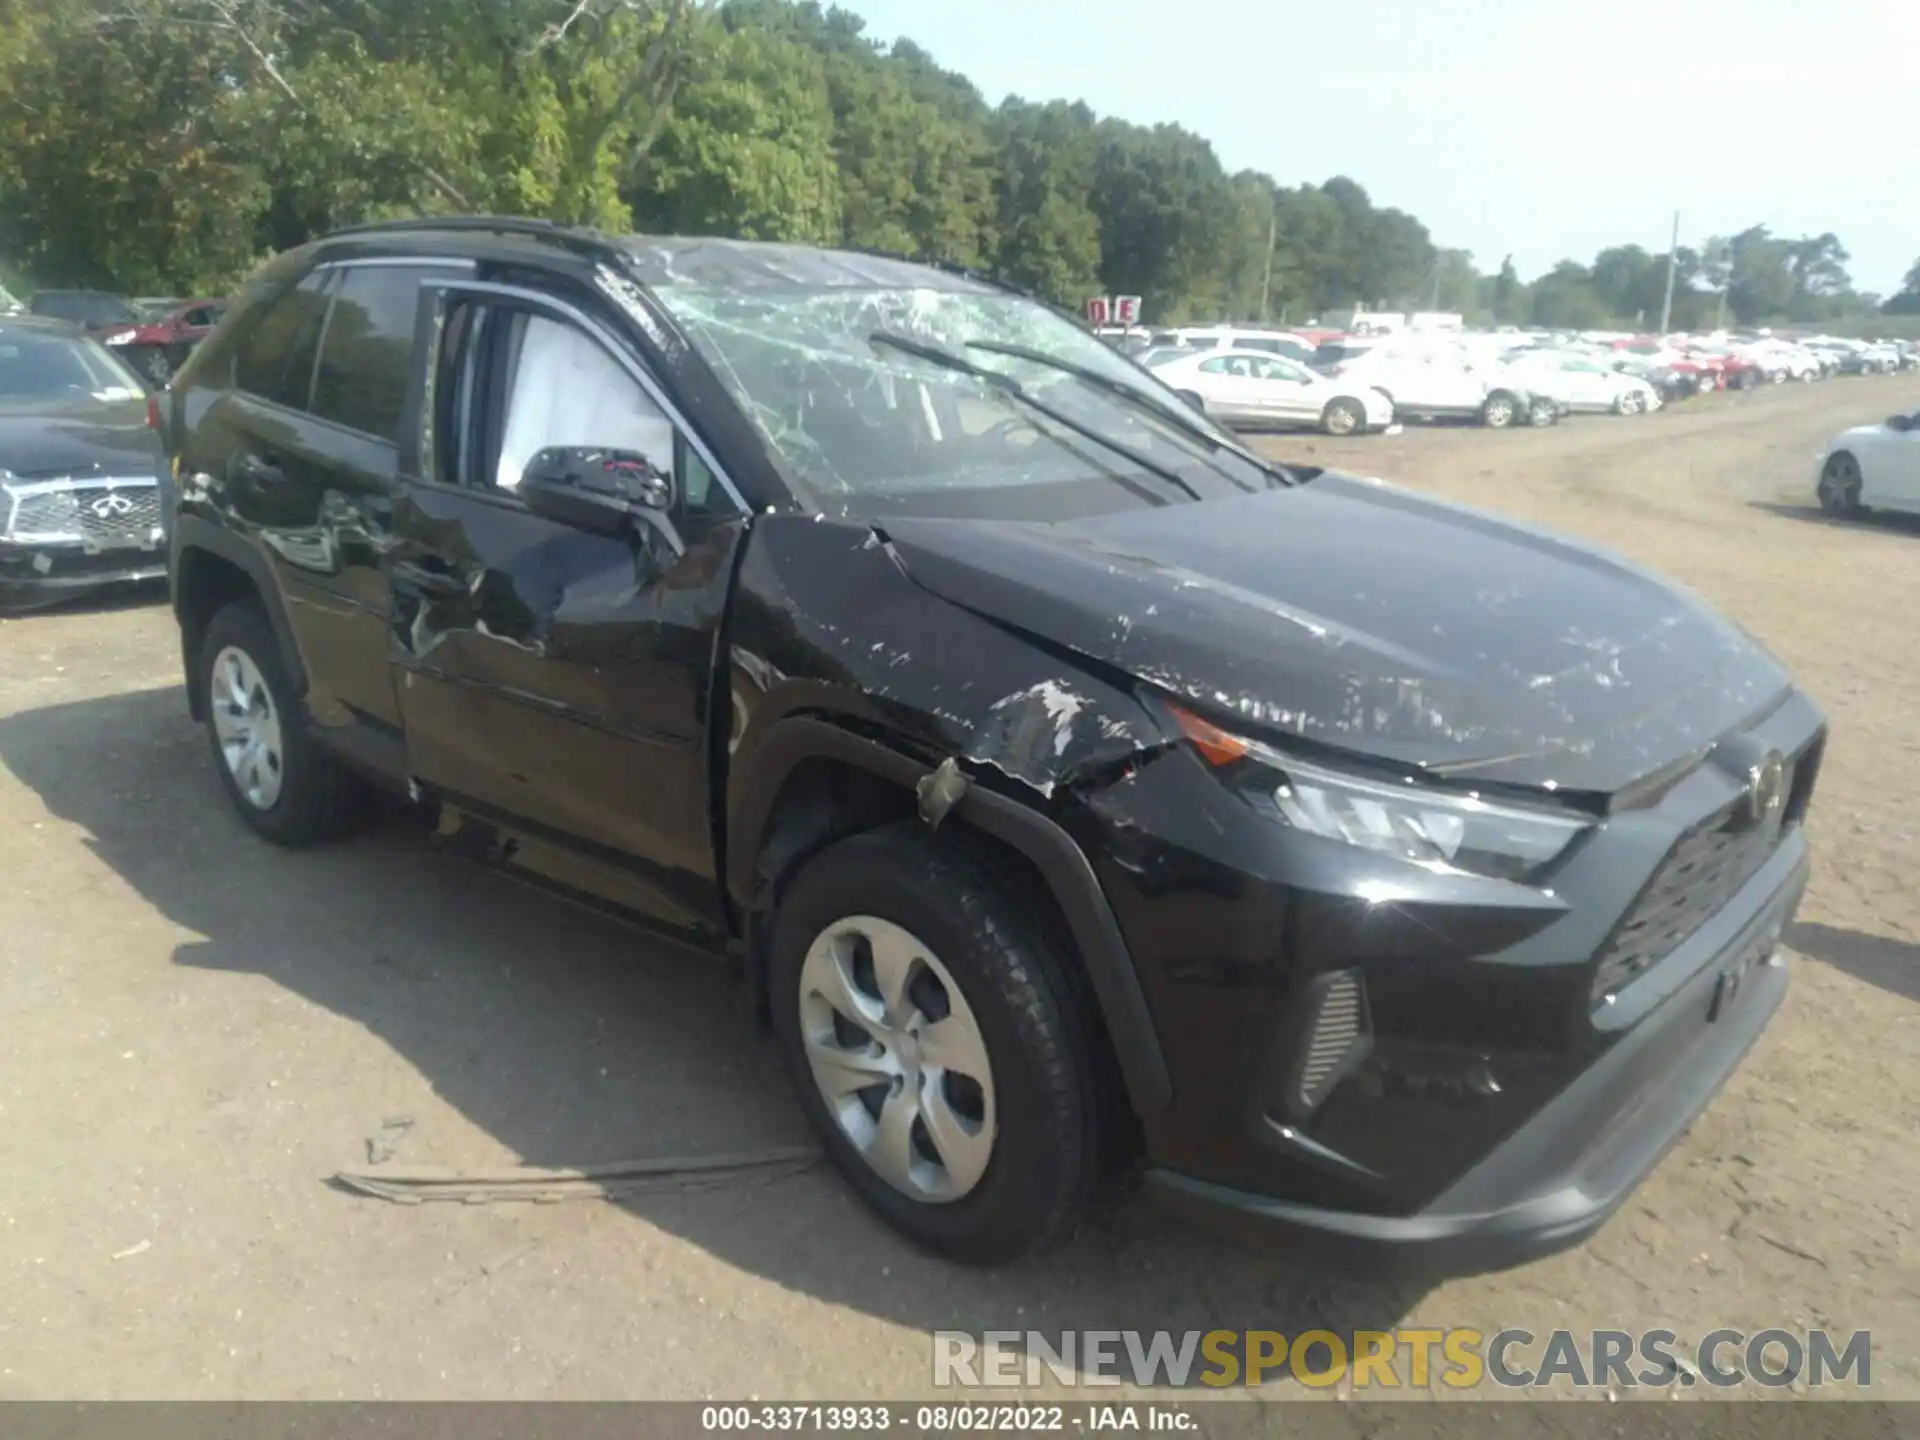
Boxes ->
[322,215,629,267]
[326,214,578,240]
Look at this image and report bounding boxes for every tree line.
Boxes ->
[2,0,1915,333]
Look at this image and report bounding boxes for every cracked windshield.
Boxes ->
[656,283,1271,513]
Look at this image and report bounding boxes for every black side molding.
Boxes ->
[729,716,1174,1117]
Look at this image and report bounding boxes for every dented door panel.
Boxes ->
[389,480,741,939]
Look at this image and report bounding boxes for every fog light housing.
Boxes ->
[1275,968,1372,1121]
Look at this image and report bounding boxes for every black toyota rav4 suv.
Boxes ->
[158,218,1823,1272]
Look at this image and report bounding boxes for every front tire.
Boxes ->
[769,824,1121,1265]
[1818,453,1864,518]
[1481,391,1517,429]
[198,602,369,845]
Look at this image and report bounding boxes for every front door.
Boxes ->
[388,284,747,940]
[1250,356,1320,424]
[1876,413,1920,511]
[1196,355,1267,424]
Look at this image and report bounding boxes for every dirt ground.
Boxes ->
[0,377,1914,1403]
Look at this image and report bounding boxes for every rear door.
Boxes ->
[387,280,748,939]
[215,259,470,781]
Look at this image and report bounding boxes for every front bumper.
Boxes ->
[1146,842,1803,1278]
[0,543,167,607]
[1079,685,1824,1278]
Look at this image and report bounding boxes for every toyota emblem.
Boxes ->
[90,493,135,518]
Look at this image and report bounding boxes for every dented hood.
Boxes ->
[880,474,1791,795]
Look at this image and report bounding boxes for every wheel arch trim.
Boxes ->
[171,515,308,720]
[729,715,1174,1117]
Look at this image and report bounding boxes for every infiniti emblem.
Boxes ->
[90,493,135,518]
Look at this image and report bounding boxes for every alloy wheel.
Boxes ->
[210,644,285,809]
[1818,456,1862,517]
[797,915,996,1204]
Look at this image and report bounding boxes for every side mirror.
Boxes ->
[519,446,685,556]
[1886,415,1911,433]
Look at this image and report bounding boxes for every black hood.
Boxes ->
[880,473,1791,795]
[0,395,163,480]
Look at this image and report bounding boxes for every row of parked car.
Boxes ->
[1111,323,1920,438]
[0,287,229,387]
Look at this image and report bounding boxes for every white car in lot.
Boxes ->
[1312,340,1555,429]
[1156,326,1319,364]
[1738,340,1822,382]
[1148,347,1394,435]
[1500,348,1662,415]
[1816,407,1920,516]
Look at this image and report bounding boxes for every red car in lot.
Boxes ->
[94,298,227,387]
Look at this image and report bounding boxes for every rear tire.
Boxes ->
[769,824,1122,1265]
[1481,391,1517,429]
[1321,397,1366,436]
[198,601,370,846]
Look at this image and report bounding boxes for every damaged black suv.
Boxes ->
[159,218,1823,1271]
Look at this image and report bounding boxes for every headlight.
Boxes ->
[1170,705,1590,882]
[104,332,134,345]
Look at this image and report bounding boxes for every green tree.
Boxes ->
[990,99,1102,306]
[1882,257,1920,316]
[1088,120,1238,322]
[1530,260,1610,329]
[629,23,840,240]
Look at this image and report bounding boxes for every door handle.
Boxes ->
[392,560,468,600]
[237,453,285,485]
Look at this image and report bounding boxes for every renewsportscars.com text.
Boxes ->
[933,1327,1872,1390]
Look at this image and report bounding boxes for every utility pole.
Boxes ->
[1257,203,1277,323]
[1657,210,1680,335]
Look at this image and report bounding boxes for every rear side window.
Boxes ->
[235,273,333,407]
[311,267,427,443]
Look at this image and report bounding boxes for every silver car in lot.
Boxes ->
[1147,347,1395,435]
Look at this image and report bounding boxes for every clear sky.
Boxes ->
[833,0,1915,295]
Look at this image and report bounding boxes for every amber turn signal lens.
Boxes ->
[1168,704,1250,767]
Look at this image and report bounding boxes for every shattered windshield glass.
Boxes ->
[650,283,1270,515]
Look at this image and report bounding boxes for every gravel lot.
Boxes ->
[0,377,1914,1401]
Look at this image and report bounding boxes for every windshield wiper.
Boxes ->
[868,330,1201,502]
[963,338,1295,489]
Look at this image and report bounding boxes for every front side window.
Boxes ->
[431,297,690,508]
[495,314,675,491]
[311,266,428,442]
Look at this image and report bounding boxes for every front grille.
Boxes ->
[1591,772,1797,1005]
[7,480,160,548]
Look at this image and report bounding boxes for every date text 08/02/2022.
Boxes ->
[700,1404,1197,1432]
